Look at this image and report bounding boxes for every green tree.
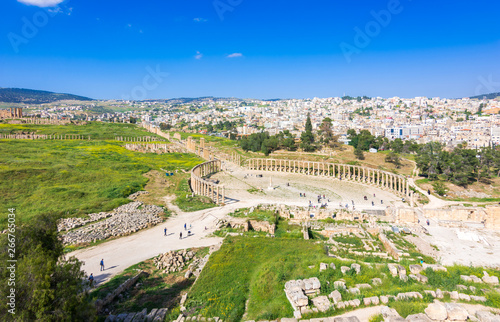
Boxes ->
[159,123,171,131]
[385,152,402,168]
[432,181,448,196]
[0,214,95,321]
[300,114,316,152]
[354,147,365,160]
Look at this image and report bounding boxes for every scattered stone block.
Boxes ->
[476,310,500,322]
[355,283,371,289]
[409,264,423,274]
[436,289,444,299]
[300,306,313,314]
[409,274,417,280]
[348,288,360,295]
[124,313,136,322]
[330,263,336,270]
[396,292,422,300]
[311,296,331,312]
[445,303,469,321]
[470,275,483,283]
[458,293,471,301]
[333,317,360,322]
[381,306,402,320]
[482,271,499,285]
[471,295,487,302]
[351,263,361,274]
[388,264,398,277]
[470,286,477,292]
[460,275,472,282]
[328,290,342,303]
[336,301,345,309]
[399,274,408,282]
[449,291,459,300]
[380,295,389,304]
[371,278,382,286]
[456,284,467,290]
[406,313,432,322]
[425,301,447,321]
[334,281,346,290]
[341,266,350,274]
[320,263,328,272]
[424,290,436,298]
[416,274,428,283]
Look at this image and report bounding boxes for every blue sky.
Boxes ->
[1,0,499,100]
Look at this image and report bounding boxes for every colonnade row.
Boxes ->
[191,160,225,205]
[141,122,171,141]
[124,143,174,153]
[185,136,241,165]
[0,133,90,140]
[115,136,166,142]
[246,159,410,197]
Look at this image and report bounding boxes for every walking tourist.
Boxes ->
[100,259,104,271]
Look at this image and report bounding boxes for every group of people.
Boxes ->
[163,223,193,240]
[88,258,105,287]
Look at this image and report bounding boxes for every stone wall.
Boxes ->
[248,220,276,234]
[379,233,402,260]
[278,205,368,222]
[386,207,418,224]
[95,271,148,312]
[423,207,487,222]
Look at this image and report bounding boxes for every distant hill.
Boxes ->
[0,88,93,104]
[469,92,500,100]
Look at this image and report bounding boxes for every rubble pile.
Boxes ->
[61,202,163,245]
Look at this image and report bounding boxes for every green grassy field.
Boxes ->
[185,237,325,320]
[0,122,166,140]
[0,139,202,227]
[185,236,500,321]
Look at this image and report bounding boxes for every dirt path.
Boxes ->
[408,177,461,209]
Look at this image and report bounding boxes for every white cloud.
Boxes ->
[194,51,203,60]
[193,18,208,23]
[17,0,64,7]
[48,6,72,15]
[227,53,243,58]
